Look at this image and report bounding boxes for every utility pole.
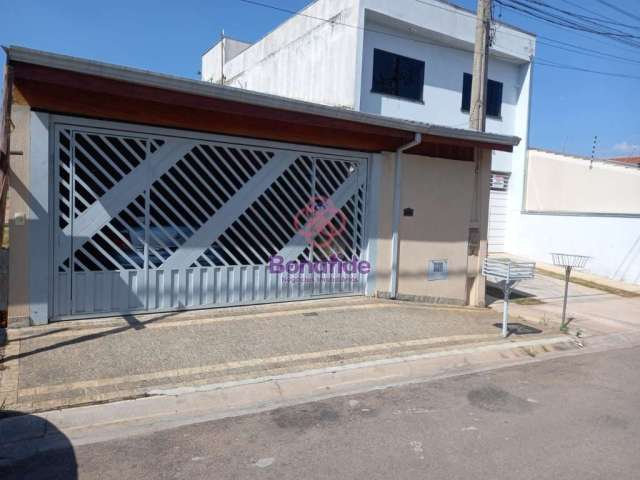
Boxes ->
[469,0,492,132]
[467,0,492,307]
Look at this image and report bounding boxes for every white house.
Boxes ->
[3,46,518,325]
[202,0,536,253]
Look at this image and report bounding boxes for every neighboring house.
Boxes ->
[202,0,536,253]
[3,46,517,325]
[507,148,640,285]
[605,156,640,168]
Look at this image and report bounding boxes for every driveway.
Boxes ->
[0,297,553,412]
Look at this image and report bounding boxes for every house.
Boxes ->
[605,156,640,168]
[1,46,518,325]
[201,0,536,254]
[507,148,640,285]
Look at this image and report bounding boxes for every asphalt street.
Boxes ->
[4,345,640,480]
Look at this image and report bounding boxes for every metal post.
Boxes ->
[502,282,510,338]
[482,258,535,338]
[561,265,572,328]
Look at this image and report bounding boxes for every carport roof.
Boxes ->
[5,46,519,160]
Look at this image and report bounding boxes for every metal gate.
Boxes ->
[52,120,368,319]
[488,171,510,253]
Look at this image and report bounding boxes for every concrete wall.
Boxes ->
[201,0,534,255]
[525,149,640,214]
[5,104,52,326]
[506,149,640,285]
[359,14,532,173]
[509,213,640,285]
[201,37,252,84]
[6,104,30,324]
[360,0,534,64]
[358,7,532,133]
[201,0,535,148]
[371,151,488,304]
[203,0,362,109]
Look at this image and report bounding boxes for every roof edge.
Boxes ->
[6,46,519,148]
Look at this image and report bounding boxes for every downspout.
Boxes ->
[389,133,422,299]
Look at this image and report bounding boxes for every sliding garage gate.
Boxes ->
[52,120,369,319]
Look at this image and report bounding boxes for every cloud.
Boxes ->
[612,141,640,154]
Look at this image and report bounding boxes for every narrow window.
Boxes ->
[372,49,425,102]
[461,73,503,118]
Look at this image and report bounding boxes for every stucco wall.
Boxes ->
[201,38,252,84]
[7,104,30,323]
[359,19,525,137]
[372,151,483,304]
[201,0,535,160]
[203,0,361,109]
[525,149,640,214]
[505,149,640,285]
[360,0,534,63]
[509,213,640,285]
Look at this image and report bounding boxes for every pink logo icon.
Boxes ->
[292,196,347,249]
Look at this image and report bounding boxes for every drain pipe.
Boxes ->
[389,133,422,299]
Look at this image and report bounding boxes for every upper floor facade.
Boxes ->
[201,0,536,171]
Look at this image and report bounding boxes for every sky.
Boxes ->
[1,0,639,158]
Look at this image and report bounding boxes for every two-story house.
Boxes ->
[202,0,536,253]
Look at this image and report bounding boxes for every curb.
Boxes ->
[2,330,639,464]
[0,334,578,457]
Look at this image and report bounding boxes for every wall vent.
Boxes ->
[428,259,448,281]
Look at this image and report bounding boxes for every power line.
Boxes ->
[506,0,640,38]
[495,0,640,39]
[525,0,640,31]
[495,0,640,54]
[495,1,640,55]
[236,0,530,59]
[411,0,640,64]
[535,59,640,80]
[558,0,620,24]
[247,0,629,66]
[495,0,640,50]
[235,0,640,81]
[535,37,640,66]
[595,0,640,24]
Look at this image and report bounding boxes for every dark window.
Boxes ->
[372,49,425,102]
[461,72,503,118]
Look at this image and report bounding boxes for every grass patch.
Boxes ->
[537,268,640,298]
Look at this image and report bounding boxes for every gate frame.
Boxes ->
[45,114,375,322]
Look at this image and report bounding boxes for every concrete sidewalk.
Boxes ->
[495,253,640,296]
[488,270,640,336]
[0,297,556,412]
